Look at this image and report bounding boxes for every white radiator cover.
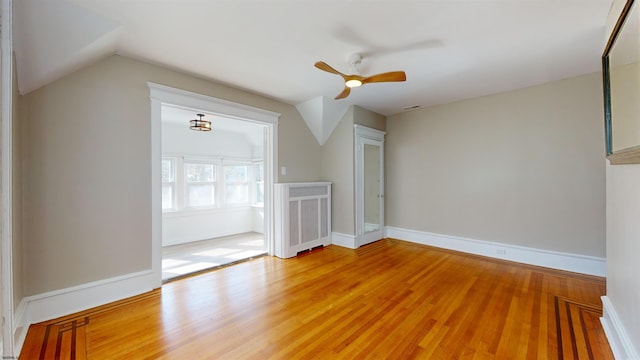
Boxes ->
[274,182,332,258]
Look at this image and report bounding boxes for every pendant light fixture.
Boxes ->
[190,113,212,132]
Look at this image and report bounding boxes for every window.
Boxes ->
[162,156,262,212]
[224,165,249,204]
[162,158,176,210]
[185,162,216,208]
[255,163,264,204]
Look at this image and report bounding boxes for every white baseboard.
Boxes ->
[385,226,606,277]
[13,297,28,355]
[331,232,357,249]
[601,296,640,360]
[13,270,157,356]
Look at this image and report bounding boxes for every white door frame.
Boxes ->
[1,0,16,356]
[354,125,385,247]
[148,83,279,286]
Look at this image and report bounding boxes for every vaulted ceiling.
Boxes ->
[14,0,612,116]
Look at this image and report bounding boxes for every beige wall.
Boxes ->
[604,0,640,355]
[606,163,640,352]
[321,107,354,235]
[353,106,386,131]
[21,55,320,295]
[387,73,605,257]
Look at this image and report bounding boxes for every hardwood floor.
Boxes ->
[20,239,612,359]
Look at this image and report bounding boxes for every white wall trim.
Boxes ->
[1,0,16,357]
[385,226,606,276]
[601,296,640,360]
[331,232,357,249]
[354,124,386,139]
[12,270,155,355]
[147,82,281,124]
[12,299,27,356]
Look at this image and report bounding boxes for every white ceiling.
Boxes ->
[14,0,613,116]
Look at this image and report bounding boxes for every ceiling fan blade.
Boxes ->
[362,71,407,84]
[335,87,351,100]
[314,61,346,77]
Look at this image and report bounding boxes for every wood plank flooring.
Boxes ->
[20,239,613,359]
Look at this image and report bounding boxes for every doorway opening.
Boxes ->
[149,83,279,285]
[160,104,268,281]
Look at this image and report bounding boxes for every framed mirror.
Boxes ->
[602,0,640,164]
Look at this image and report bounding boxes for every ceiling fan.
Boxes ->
[314,53,406,100]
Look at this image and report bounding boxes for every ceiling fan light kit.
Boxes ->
[345,79,362,88]
[314,53,406,99]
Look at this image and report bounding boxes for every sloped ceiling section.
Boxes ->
[14,1,613,116]
[296,97,350,145]
[13,0,122,94]
[13,0,612,141]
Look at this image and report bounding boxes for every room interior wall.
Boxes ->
[320,107,354,235]
[162,208,255,247]
[605,163,640,355]
[603,0,640,356]
[20,54,320,296]
[386,72,606,258]
[353,106,386,131]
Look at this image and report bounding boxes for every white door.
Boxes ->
[355,125,385,247]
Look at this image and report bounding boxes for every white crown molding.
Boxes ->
[385,226,606,276]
